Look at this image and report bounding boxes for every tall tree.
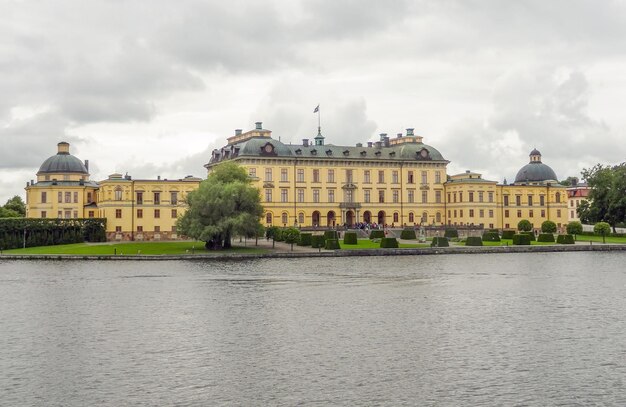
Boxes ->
[1,196,25,217]
[579,163,626,231]
[177,161,264,249]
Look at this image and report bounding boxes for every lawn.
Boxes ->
[2,241,268,256]
[573,235,626,244]
[340,239,431,250]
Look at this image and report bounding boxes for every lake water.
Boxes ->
[1,252,625,406]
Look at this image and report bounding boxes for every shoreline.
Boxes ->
[1,243,625,261]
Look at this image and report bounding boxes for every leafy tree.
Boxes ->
[0,207,21,218]
[282,227,301,251]
[517,219,532,232]
[580,163,626,232]
[541,220,557,233]
[594,221,611,243]
[177,161,264,250]
[566,221,583,236]
[559,176,579,187]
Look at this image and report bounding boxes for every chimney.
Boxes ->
[84,160,89,172]
[397,133,402,139]
[356,143,363,147]
[406,128,414,136]
[379,133,387,141]
[31,179,34,185]
[383,136,390,147]
[303,139,309,147]
[255,122,263,130]
[57,142,70,154]
[157,175,161,180]
[375,141,382,148]
[235,129,242,136]
[367,142,373,148]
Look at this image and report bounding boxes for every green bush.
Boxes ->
[537,233,555,242]
[501,230,516,239]
[369,230,385,239]
[343,232,358,245]
[518,219,532,232]
[566,221,583,235]
[556,234,575,244]
[482,231,501,242]
[324,239,340,250]
[444,228,458,238]
[282,227,301,245]
[400,229,417,240]
[0,218,106,250]
[380,237,399,248]
[265,226,280,240]
[324,230,338,240]
[430,237,449,247]
[594,222,611,236]
[522,231,536,241]
[512,234,531,245]
[274,228,284,242]
[311,235,325,248]
[465,236,483,246]
[298,233,312,246]
[541,220,557,233]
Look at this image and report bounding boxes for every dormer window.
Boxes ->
[295,149,302,155]
[311,149,317,155]
[375,151,381,157]
[260,142,277,156]
[360,151,367,157]
[343,150,350,156]
[389,151,396,157]
[326,149,332,156]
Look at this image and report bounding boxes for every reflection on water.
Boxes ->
[1,253,625,406]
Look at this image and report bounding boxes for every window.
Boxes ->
[421,171,427,184]
[345,189,353,202]
[516,195,521,206]
[281,168,288,182]
[87,192,92,203]
[571,210,575,218]
[505,210,510,218]
[281,212,288,225]
[171,209,177,218]
[448,210,451,218]
[154,192,160,205]
[422,191,428,203]
[529,210,534,217]
[298,213,304,224]
[479,209,484,218]
[541,210,546,217]
[171,192,178,205]
[392,171,399,184]
[448,193,451,202]
[454,193,457,203]
[378,170,384,183]
[65,192,71,203]
[328,169,335,183]
[557,209,562,217]
[459,192,463,202]
[555,192,561,203]
[364,190,371,203]
[41,211,47,218]
[408,190,414,203]
[265,189,272,202]
[73,192,78,203]
[73,211,78,218]
[460,209,464,217]
[364,170,371,183]
[297,169,304,182]
[489,210,494,218]
[469,209,474,217]
[116,209,122,218]
[57,211,62,218]
[488,192,494,203]
[249,168,257,177]
[436,212,441,223]
[435,171,441,184]
[393,190,399,203]
[154,226,160,233]
[393,212,399,223]
[313,189,320,203]
[265,168,272,182]
[378,190,385,203]
[504,195,509,206]
[346,169,353,183]
[281,189,288,203]
[313,169,320,183]
[137,209,143,218]
[409,213,414,223]
[136,192,143,205]
[517,210,522,217]
[89,211,95,218]
[479,191,484,202]
[469,192,474,202]
[266,213,272,224]
[435,190,442,203]
[328,190,335,203]
[297,189,304,203]
[154,209,160,218]
[137,226,143,232]
[528,195,533,206]
[407,171,414,184]
[58,191,62,203]
[115,188,122,201]
[540,195,545,206]
[454,210,457,218]
[41,192,47,203]
[115,226,122,232]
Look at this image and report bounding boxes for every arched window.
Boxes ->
[298,212,305,225]
[266,212,272,224]
[422,212,428,224]
[393,212,399,223]
[114,187,123,201]
[281,212,288,225]
[436,212,441,223]
[555,192,561,203]
[408,212,414,223]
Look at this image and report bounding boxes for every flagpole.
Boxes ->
[318,105,321,129]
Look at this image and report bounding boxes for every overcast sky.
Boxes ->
[3,0,626,203]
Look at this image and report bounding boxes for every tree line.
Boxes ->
[577,163,626,232]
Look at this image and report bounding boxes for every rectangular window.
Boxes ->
[328,190,335,203]
[89,211,95,218]
[392,171,399,184]
[137,209,143,218]
[171,209,177,218]
[154,209,160,218]
[58,191,62,203]
[65,192,71,203]
[557,209,562,217]
[345,189,353,203]
[529,209,534,217]
[516,195,521,206]
[172,226,177,233]
[41,211,47,218]
[313,189,320,203]
[421,171,427,184]
[171,192,178,205]
[504,195,509,206]
[541,209,546,217]
[115,189,122,201]
[281,168,288,182]
[136,192,143,205]
[479,209,484,218]
[328,169,335,183]
[460,209,464,217]
[58,211,62,218]
[154,192,160,205]
[346,169,353,183]
[73,192,78,203]
[281,189,288,203]
[265,189,272,202]
[265,168,272,182]
[488,192,494,203]
[435,171,441,184]
[454,193,457,203]
[528,195,533,206]
[408,190,414,203]
[154,226,160,233]
[364,190,371,203]
[448,210,451,218]
[313,169,320,183]
[422,191,428,203]
[469,192,474,202]
[249,168,257,177]
[73,211,78,218]
[364,170,371,183]
[87,192,92,203]
[454,210,457,217]
[489,210,494,218]
[407,171,414,184]
[448,193,451,203]
[378,171,384,183]
[115,226,122,233]
[540,195,545,206]
[459,192,463,202]
[393,190,399,203]
[469,209,474,217]
[116,209,122,218]
[435,190,442,203]
[137,226,143,232]
[517,210,522,217]
[505,209,510,218]
[41,192,47,203]
[378,190,385,203]
[297,189,304,203]
[297,169,304,182]
[479,191,484,202]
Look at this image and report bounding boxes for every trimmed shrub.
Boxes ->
[274,229,284,242]
[380,237,399,248]
[541,220,557,233]
[311,235,325,248]
[465,236,483,246]
[298,233,312,246]
[369,230,385,239]
[566,221,583,235]
[343,232,358,245]
[518,219,532,232]
[556,234,575,244]
[282,227,301,246]
[0,218,107,250]
[501,230,516,239]
[324,239,340,250]
[324,230,338,240]
[537,233,555,243]
[594,222,611,236]
[482,231,501,242]
[431,237,449,247]
[444,228,458,238]
[522,231,536,241]
[400,229,417,240]
[512,234,531,245]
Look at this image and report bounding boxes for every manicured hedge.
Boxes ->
[0,218,107,250]
[522,231,536,241]
[380,237,399,248]
[298,233,312,246]
[556,234,575,244]
[324,239,340,250]
[444,228,458,238]
[369,230,385,239]
[501,230,516,239]
[324,230,338,240]
[343,232,358,245]
[400,229,417,240]
[537,233,555,243]
[482,231,501,242]
[431,237,449,247]
[465,236,483,246]
[512,234,531,245]
[311,235,325,248]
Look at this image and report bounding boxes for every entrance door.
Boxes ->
[346,211,354,227]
